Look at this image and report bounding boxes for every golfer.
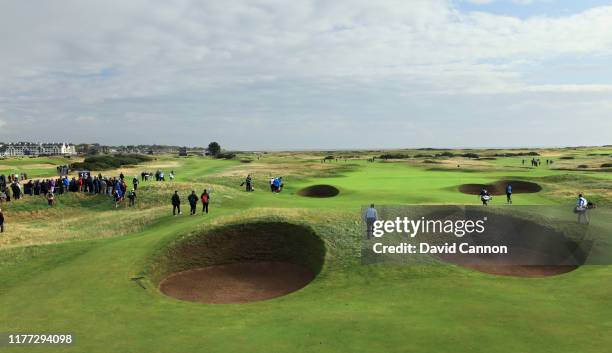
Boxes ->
[188,190,198,215]
[364,204,378,239]
[171,190,182,215]
[0,208,4,233]
[506,184,512,204]
[575,193,589,224]
[480,188,491,206]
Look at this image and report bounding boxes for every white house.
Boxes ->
[0,142,77,157]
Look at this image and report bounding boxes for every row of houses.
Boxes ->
[0,142,77,157]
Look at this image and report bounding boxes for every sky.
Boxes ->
[0,0,611,150]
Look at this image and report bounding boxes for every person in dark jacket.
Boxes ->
[128,190,136,207]
[24,181,33,195]
[133,177,139,191]
[10,183,21,200]
[187,190,198,215]
[171,191,182,216]
[244,174,253,192]
[0,208,4,233]
[200,189,210,214]
[480,188,491,206]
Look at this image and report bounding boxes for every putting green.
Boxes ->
[1,152,611,353]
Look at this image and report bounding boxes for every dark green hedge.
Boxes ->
[71,154,152,171]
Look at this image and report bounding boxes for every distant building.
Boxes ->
[0,142,77,157]
[178,147,188,157]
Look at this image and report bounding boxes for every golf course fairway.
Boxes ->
[1,150,611,353]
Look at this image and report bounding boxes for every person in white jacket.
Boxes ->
[576,194,588,208]
[576,194,589,224]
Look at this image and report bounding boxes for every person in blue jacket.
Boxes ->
[273,177,282,193]
[506,184,513,204]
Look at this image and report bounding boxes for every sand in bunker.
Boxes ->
[434,211,585,277]
[298,184,340,198]
[458,180,542,195]
[440,248,579,277]
[159,261,315,304]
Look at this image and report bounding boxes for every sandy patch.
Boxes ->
[159,262,315,304]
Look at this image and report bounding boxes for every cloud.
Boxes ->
[75,115,98,123]
[2,1,611,96]
[463,0,496,4]
[462,0,549,4]
[0,0,610,148]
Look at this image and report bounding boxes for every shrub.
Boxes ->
[70,154,152,171]
[493,152,539,157]
[461,153,480,158]
[216,152,236,159]
[601,163,612,168]
[380,153,411,159]
[207,142,221,157]
[577,164,589,168]
[560,156,575,160]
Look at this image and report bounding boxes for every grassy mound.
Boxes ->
[71,154,152,171]
[380,153,411,159]
[150,221,325,302]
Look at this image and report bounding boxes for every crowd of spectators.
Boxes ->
[0,171,145,208]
